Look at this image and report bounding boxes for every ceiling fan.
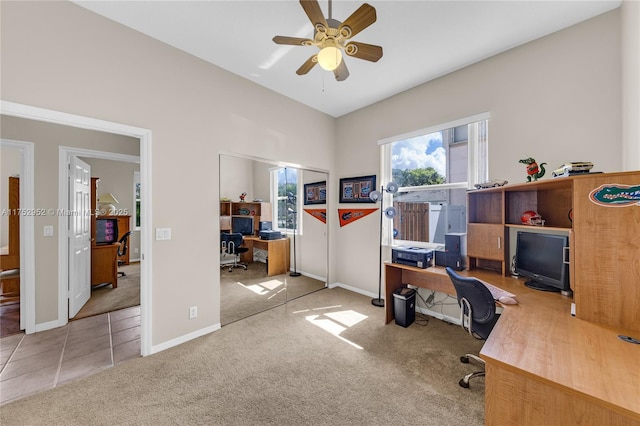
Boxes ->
[272,0,383,81]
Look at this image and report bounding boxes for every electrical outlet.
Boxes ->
[189,306,197,319]
[134,248,139,254]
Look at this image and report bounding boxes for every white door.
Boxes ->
[68,156,91,318]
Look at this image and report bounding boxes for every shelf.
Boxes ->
[505,224,571,233]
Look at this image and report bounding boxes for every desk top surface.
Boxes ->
[385,263,640,418]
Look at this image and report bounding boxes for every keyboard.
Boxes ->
[479,279,515,300]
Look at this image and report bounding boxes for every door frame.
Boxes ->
[1,100,153,356]
[61,148,140,321]
[0,138,35,334]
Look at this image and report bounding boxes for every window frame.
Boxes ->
[379,113,490,247]
[270,167,301,235]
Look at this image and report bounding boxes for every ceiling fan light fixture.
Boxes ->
[317,46,342,71]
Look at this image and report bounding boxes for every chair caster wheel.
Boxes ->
[460,356,469,364]
[459,379,470,388]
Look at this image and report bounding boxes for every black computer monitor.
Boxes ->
[515,231,570,293]
[232,216,254,236]
[95,218,119,245]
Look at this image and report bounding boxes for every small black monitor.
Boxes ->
[259,221,272,231]
[232,216,254,236]
[96,218,119,245]
[515,231,570,293]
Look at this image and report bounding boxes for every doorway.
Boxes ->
[1,101,152,356]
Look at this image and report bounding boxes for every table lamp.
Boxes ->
[98,193,119,216]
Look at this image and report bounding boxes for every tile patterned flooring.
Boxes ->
[0,305,140,406]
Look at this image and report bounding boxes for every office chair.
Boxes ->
[221,233,248,272]
[117,231,133,277]
[445,267,501,388]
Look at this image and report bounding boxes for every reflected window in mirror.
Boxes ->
[271,167,300,233]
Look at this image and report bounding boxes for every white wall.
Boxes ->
[334,10,624,297]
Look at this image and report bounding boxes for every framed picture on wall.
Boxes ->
[304,181,326,205]
[339,175,376,203]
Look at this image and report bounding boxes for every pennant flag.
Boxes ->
[338,208,378,227]
[304,208,327,224]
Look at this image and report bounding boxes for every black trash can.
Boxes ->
[393,287,416,328]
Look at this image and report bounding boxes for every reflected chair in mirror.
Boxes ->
[221,232,248,272]
[117,231,133,277]
[445,267,501,388]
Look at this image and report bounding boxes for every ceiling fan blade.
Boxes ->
[345,42,383,62]
[273,36,313,46]
[300,0,328,31]
[338,3,376,39]
[334,59,349,81]
[296,55,318,75]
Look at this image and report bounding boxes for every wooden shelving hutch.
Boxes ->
[467,171,640,333]
[220,201,272,236]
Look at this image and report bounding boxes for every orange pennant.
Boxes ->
[338,208,378,227]
[304,208,326,224]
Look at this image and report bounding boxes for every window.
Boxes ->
[380,114,489,246]
[271,167,299,232]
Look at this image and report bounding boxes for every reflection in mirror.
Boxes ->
[219,155,327,325]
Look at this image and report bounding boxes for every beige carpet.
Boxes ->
[73,263,140,320]
[221,262,325,325]
[0,287,485,425]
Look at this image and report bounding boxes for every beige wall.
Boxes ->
[0,1,334,345]
[622,0,640,170]
[334,10,624,297]
[1,146,21,247]
[82,158,141,260]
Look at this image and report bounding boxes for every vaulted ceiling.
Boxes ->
[73,0,621,117]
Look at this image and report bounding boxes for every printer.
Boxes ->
[259,230,283,240]
[392,246,434,269]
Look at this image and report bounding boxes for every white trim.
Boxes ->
[397,182,469,193]
[59,147,141,332]
[1,100,153,357]
[377,112,491,145]
[149,323,220,355]
[328,281,378,299]
[416,306,461,326]
[34,318,67,333]
[0,139,36,334]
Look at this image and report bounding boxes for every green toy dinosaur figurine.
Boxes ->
[519,157,546,182]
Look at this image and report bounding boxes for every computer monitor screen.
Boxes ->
[232,216,254,236]
[515,231,569,292]
[96,218,119,245]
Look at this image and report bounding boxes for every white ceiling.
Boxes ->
[73,0,621,118]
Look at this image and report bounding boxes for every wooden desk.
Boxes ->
[91,244,118,288]
[241,236,290,277]
[384,263,640,425]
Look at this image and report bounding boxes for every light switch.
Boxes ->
[44,225,54,237]
[155,227,172,240]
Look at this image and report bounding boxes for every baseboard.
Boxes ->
[329,281,378,299]
[34,318,67,333]
[290,269,326,282]
[416,306,461,326]
[148,323,221,355]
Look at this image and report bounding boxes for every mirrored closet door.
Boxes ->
[219,154,328,325]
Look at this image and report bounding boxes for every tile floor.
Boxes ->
[0,305,140,406]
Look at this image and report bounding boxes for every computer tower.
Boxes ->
[445,233,466,271]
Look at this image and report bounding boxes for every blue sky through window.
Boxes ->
[391,132,445,178]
